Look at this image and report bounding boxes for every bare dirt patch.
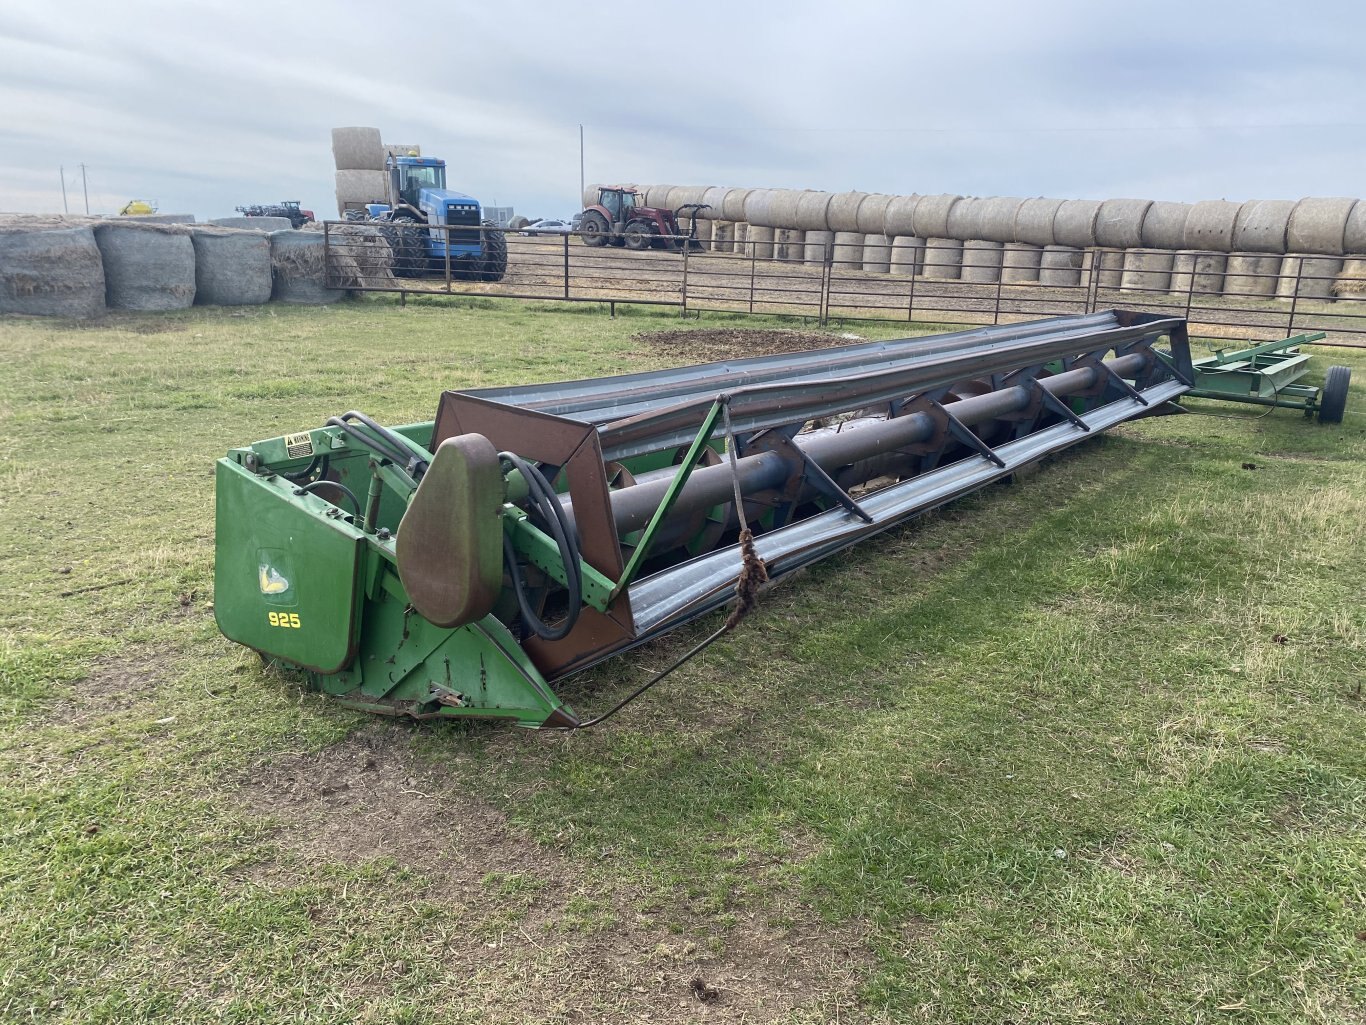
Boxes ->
[634,327,861,364]
[235,726,871,1023]
[49,655,166,725]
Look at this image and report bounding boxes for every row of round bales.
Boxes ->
[0,220,345,318]
[591,185,1366,299]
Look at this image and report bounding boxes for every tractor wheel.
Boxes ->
[343,209,369,222]
[579,211,609,247]
[384,215,427,278]
[623,219,656,251]
[477,227,508,282]
[1318,365,1351,424]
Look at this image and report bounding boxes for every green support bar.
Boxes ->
[613,398,726,597]
[1205,331,1326,366]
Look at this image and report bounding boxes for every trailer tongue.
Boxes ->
[215,311,1194,728]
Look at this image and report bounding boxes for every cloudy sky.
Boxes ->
[2,0,1364,221]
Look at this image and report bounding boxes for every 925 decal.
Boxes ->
[268,612,301,629]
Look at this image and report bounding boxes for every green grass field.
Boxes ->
[1,296,1363,1024]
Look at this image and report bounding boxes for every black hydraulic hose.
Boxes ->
[296,479,361,516]
[282,453,331,483]
[500,452,583,642]
[326,411,429,480]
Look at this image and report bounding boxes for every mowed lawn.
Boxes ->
[1,296,1364,1025]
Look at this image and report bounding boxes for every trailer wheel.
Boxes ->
[580,211,609,247]
[623,219,656,251]
[385,215,427,278]
[1318,365,1351,424]
[477,228,508,282]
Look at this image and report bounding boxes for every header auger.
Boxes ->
[215,311,1195,728]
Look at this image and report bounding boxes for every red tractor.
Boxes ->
[578,186,706,251]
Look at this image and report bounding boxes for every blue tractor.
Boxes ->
[356,155,507,282]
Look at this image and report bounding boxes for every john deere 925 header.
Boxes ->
[215,311,1197,728]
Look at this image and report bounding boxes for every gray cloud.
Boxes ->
[2,0,1365,221]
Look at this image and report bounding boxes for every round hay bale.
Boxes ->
[336,170,388,209]
[1095,199,1153,249]
[922,237,963,280]
[93,222,195,311]
[1053,200,1103,248]
[1183,200,1242,252]
[1223,253,1281,298]
[270,230,344,305]
[745,224,774,260]
[1287,197,1358,256]
[1140,201,1191,250]
[945,198,986,242]
[332,127,385,171]
[1119,249,1174,292]
[1168,252,1227,296]
[1344,201,1366,254]
[889,235,925,276]
[794,192,836,232]
[803,230,834,266]
[0,226,105,318]
[700,187,730,219]
[742,189,777,227]
[960,240,1003,283]
[1001,243,1042,284]
[882,195,920,237]
[211,216,294,232]
[862,234,892,273]
[1039,245,1083,286]
[911,195,961,240]
[855,194,894,235]
[976,197,1026,244]
[1094,250,1124,288]
[642,184,673,209]
[1275,255,1342,301]
[773,227,804,262]
[123,213,197,225]
[711,221,734,253]
[320,223,396,288]
[691,218,714,246]
[1232,199,1295,253]
[721,188,753,221]
[1014,198,1064,247]
[191,228,272,306]
[827,192,869,233]
[1331,258,1366,300]
[733,222,749,245]
[831,231,865,270]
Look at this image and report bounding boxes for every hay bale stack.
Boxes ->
[774,228,804,262]
[794,192,836,232]
[803,230,834,266]
[976,197,1026,243]
[123,213,197,225]
[855,194,894,235]
[643,184,674,209]
[1287,197,1357,256]
[0,226,106,318]
[1275,255,1342,301]
[335,170,389,216]
[270,230,344,305]
[945,198,987,242]
[93,222,196,311]
[1095,250,1124,288]
[1223,254,1281,298]
[911,195,962,240]
[191,228,272,306]
[826,192,869,233]
[883,195,921,237]
[1140,202,1191,250]
[383,143,421,159]
[1169,252,1227,297]
[211,216,293,231]
[721,189,754,222]
[1232,200,1296,253]
[711,221,733,253]
[332,127,385,170]
[832,231,865,270]
[1119,250,1174,292]
[1184,200,1242,252]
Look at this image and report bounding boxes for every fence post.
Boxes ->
[993,244,1005,325]
[444,224,452,291]
[906,252,918,324]
[1184,251,1197,324]
[1287,256,1303,337]
[563,232,570,300]
[819,240,833,326]
[323,221,332,289]
[1085,248,1099,314]
[748,239,756,314]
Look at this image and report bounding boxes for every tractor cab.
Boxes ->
[390,156,448,211]
[598,187,641,228]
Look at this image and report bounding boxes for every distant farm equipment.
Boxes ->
[236,202,315,229]
[119,200,157,216]
[578,186,706,251]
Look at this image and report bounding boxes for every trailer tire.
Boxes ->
[386,216,426,278]
[477,228,507,282]
[580,211,609,247]
[623,219,656,251]
[1318,365,1351,424]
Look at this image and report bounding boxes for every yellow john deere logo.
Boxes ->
[258,565,291,595]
